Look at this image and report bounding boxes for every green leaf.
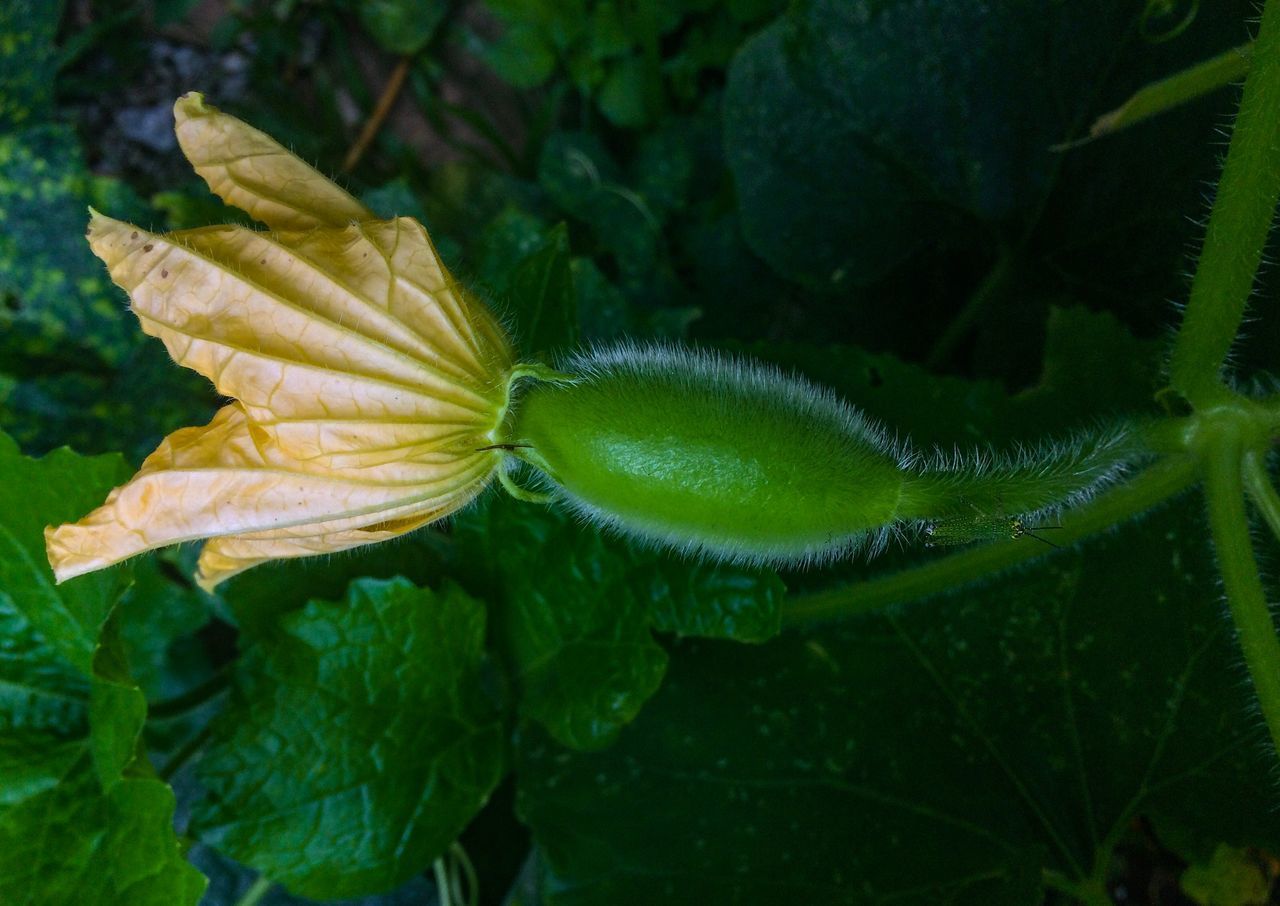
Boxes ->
[193,577,505,899]
[0,433,130,675]
[598,56,651,128]
[455,495,785,749]
[88,611,147,786]
[218,531,449,639]
[358,0,449,56]
[506,223,580,357]
[458,496,668,751]
[642,560,784,643]
[482,23,558,88]
[539,132,659,272]
[116,553,213,702]
[516,499,1278,904]
[0,0,61,129]
[723,0,1120,288]
[0,760,205,906]
[1180,844,1274,906]
[0,432,204,905]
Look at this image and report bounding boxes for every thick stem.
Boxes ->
[1204,445,1280,761]
[1168,0,1280,407]
[784,455,1198,626]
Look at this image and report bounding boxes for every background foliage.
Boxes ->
[1,1,1277,904]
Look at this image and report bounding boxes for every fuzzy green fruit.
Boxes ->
[507,345,909,564]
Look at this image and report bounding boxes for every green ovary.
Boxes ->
[508,348,907,564]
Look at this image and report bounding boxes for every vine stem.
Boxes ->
[1042,868,1112,906]
[233,875,274,906]
[1204,444,1280,759]
[147,666,231,721]
[1168,0,1280,407]
[1242,451,1280,543]
[342,55,412,173]
[784,455,1197,626]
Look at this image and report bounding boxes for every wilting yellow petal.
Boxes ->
[84,211,513,467]
[48,96,518,588]
[193,507,453,591]
[173,92,372,231]
[45,405,495,584]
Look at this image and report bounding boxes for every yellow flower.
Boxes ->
[45,93,515,591]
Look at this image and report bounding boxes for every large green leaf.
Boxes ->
[458,495,668,751]
[456,495,785,750]
[0,432,204,905]
[723,0,1244,292]
[505,222,580,357]
[193,577,505,899]
[0,761,205,906]
[0,433,130,675]
[0,1,61,129]
[358,0,449,55]
[516,499,1278,904]
[0,125,139,367]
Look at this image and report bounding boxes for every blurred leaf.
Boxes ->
[482,23,558,88]
[539,132,659,272]
[193,578,505,899]
[358,0,449,56]
[151,182,252,231]
[1009,305,1163,432]
[0,433,131,674]
[506,223,580,357]
[0,0,60,129]
[723,0,1152,289]
[1180,844,1275,906]
[516,500,1278,904]
[154,0,203,27]
[598,57,651,128]
[361,177,430,222]
[0,126,138,367]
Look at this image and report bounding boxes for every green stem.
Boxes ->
[1168,0,1280,407]
[233,876,274,906]
[1042,868,1112,906]
[784,455,1198,627]
[157,724,213,782]
[1242,451,1280,543]
[147,667,231,721]
[1204,445,1280,760]
[925,243,1014,370]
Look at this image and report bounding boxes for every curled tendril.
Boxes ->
[1140,0,1199,44]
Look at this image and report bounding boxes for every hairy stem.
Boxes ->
[1204,445,1280,760]
[784,455,1197,627]
[1168,0,1280,407]
[1242,451,1280,544]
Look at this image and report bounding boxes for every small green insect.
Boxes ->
[924,508,1063,548]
